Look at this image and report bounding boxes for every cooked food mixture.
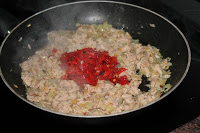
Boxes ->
[21,22,172,116]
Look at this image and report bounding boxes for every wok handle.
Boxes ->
[0,8,20,37]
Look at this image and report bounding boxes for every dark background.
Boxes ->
[0,0,200,132]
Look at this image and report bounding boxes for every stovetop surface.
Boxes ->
[1,0,200,132]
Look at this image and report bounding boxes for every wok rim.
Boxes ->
[0,0,191,118]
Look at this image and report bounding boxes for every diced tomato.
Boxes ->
[60,48,129,87]
[52,48,58,54]
[118,68,128,75]
[118,75,130,85]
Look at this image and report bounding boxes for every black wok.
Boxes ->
[0,1,190,119]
